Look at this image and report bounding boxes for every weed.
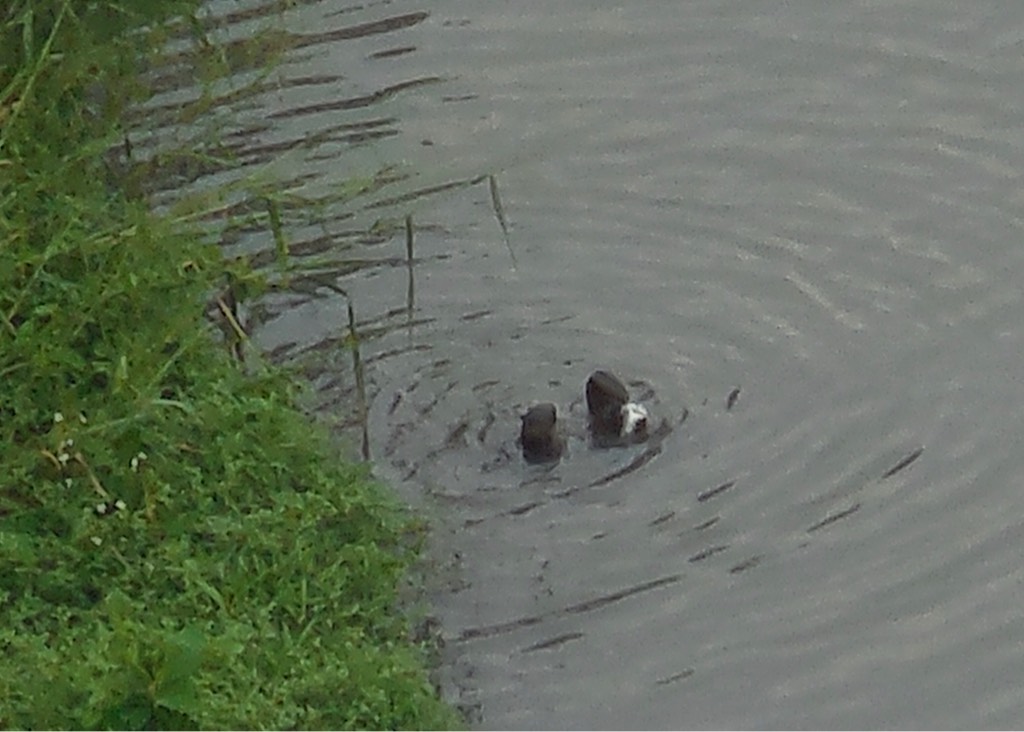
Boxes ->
[0,1,461,728]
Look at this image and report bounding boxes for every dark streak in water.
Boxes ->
[807,503,861,533]
[521,632,585,653]
[307,127,399,151]
[648,511,675,527]
[729,555,763,574]
[697,480,736,503]
[587,448,662,488]
[457,615,543,642]
[204,1,313,29]
[281,73,348,87]
[656,669,695,686]
[242,119,398,160]
[364,343,432,366]
[457,574,682,642]
[726,386,741,410]
[367,172,488,209]
[692,517,719,531]
[507,501,542,517]
[369,45,416,59]
[563,574,683,615]
[269,77,443,119]
[461,309,492,321]
[133,73,345,127]
[575,412,682,491]
[689,545,729,562]
[295,12,430,48]
[880,447,924,481]
[539,314,575,325]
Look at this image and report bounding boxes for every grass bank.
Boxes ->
[0,2,460,728]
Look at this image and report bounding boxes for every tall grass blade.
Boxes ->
[488,173,517,267]
[405,213,415,316]
[347,298,370,461]
[266,196,289,283]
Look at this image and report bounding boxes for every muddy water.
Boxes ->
[155,1,1024,727]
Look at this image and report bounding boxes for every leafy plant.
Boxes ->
[0,1,461,728]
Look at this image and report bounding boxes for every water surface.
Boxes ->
[162,1,1024,727]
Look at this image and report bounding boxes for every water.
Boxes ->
[158,1,1024,727]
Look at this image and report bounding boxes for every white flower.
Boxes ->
[130,452,148,472]
[90,536,102,546]
[53,412,64,423]
[78,413,88,424]
[96,503,108,515]
[114,499,127,511]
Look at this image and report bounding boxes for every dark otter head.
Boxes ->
[586,370,650,442]
[586,370,629,435]
[520,403,564,464]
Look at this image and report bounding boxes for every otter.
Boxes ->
[519,402,565,464]
[519,370,650,463]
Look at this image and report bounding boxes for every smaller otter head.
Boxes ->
[520,403,564,464]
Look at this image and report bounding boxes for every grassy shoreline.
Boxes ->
[0,2,459,728]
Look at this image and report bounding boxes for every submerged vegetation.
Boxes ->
[0,1,460,728]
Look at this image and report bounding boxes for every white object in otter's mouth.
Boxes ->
[621,402,649,436]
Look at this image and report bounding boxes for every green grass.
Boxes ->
[0,1,460,728]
